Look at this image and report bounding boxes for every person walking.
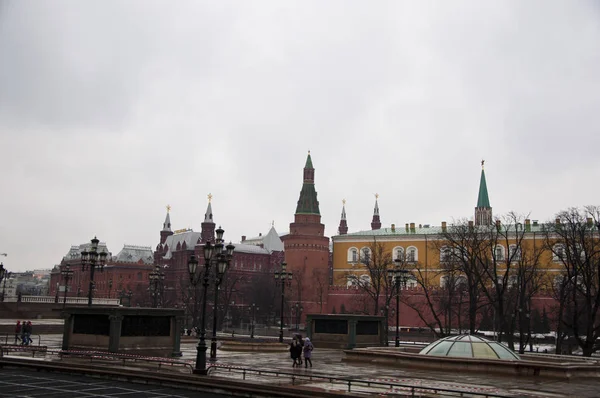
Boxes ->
[26,321,33,345]
[294,334,304,366]
[303,337,313,368]
[289,337,301,367]
[14,321,22,344]
[20,320,27,345]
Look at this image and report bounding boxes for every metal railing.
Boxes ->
[2,296,120,305]
[57,350,194,373]
[206,364,512,397]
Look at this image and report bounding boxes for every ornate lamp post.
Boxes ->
[294,303,303,331]
[210,239,234,360]
[274,262,292,343]
[0,263,7,302]
[188,242,213,374]
[61,264,74,309]
[388,265,409,347]
[149,264,163,308]
[80,237,108,306]
[250,303,259,339]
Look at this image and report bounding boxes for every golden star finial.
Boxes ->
[342,199,346,205]
[166,204,171,213]
[375,193,379,200]
[308,150,310,155]
[208,193,212,202]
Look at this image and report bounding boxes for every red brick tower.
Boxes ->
[338,199,348,235]
[201,194,216,244]
[371,194,381,230]
[282,152,330,317]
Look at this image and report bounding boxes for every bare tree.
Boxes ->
[542,206,600,356]
[345,237,394,315]
[437,219,488,334]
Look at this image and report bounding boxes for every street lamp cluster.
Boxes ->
[0,262,7,302]
[388,264,409,347]
[187,226,235,375]
[81,237,108,306]
[250,303,259,339]
[60,264,74,309]
[148,264,165,308]
[274,262,292,343]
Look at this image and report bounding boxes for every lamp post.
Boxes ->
[250,303,259,338]
[0,262,7,302]
[61,264,74,309]
[388,265,409,347]
[188,227,234,375]
[125,290,133,307]
[108,278,113,299]
[55,282,59,303]
[81,237,108,306]
[294,303,303,331]
[209,236,234,361]
[274,262,292,343]
[149,264,164,308]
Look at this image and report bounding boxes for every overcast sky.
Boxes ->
[1,1,599,272]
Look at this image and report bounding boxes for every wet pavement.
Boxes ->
[4,332,600,397]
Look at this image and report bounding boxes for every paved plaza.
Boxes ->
[3,331,600,397]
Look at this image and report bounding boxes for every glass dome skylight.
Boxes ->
[419,335,520,361]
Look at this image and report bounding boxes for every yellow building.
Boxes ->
[331,165,567,289]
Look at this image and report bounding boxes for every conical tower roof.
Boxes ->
[295,152,320,215]
[477,167,490,208]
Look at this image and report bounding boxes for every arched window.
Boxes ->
[508,245,521,262]
[360,274,371,286]
[553,244,565,262]
[406,246,418,262]
[392,246,404,262]
[360,247,372,264]
[440,246,452,263]
[494,245,505,261]
[347,247,359,263]
[404,275,418,289]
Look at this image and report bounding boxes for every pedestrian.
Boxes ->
[289,337,301,367]
[295,334,304,366]
[20,320,27,345]
[303,337,313,368]
[14,321,22,344]
[23,321,33,345]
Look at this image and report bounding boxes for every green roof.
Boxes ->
[305,153,313,169]
[333,223,548,239]
[477,169,490,208]
[295,182,320,215]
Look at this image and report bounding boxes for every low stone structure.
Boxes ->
[306,314,385,349]
[61,307,184,357]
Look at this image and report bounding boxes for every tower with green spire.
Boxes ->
[475,160,492,226]
[295,152,320,215]
[282,152,330,317]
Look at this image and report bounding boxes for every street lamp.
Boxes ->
[149,264,165,308]
[274,262,292,343]
[61,264,74,309]
[81,237,108,306]
[388,265,409,347]
[124,290,133,307]
[209,237,234,361]
[108,278,113,299]
[294,303,303,331]
[187,228,234,375]
[0,263,7,302]
[250,303,259,338]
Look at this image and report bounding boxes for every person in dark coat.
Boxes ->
[289,337,301,367]
[14,321,22,344]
